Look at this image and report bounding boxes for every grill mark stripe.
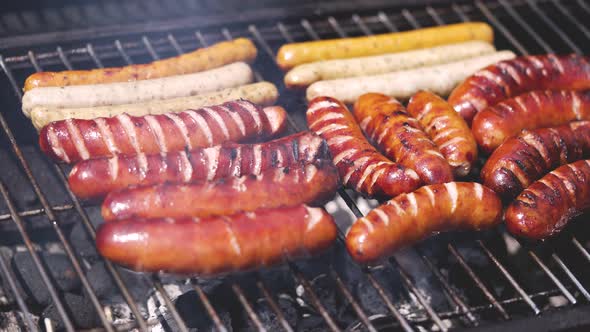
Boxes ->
[185,111,214,146]
[117,114,143,155]
[444,182,459,214]
[236,100,262,133]
[308,100,340,113]
[95,118,120,154]
[108,156,119,181]
[204,107,230,140]
[165,113,192,149]
[252,144,262,175]
[178,151,193,182]
[47,125,70,163]
[373,208,390,226]
[144,115,168,153]
[66,119,90,160]
[223,106,246,136]
[406,193,418,217]
[203,146,221,181]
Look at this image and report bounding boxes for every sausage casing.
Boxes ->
[39,101,287,163]
[354,93,453,184]
[449,54,590,124]
[481,121,590,200]
[101,161,339,221]
[96,204,337,275]
[346,182,503,264]
[505,160,590,240]
[306,96,421,199]
[407,90,478,177]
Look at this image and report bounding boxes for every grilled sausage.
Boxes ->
[39,101,287,163]
[481,121,590,201]
[69,131,328,200]
[24,38,257,91]
[407,91,478,177]
[30,82,278,130]
[354,93,453,184]
[101,161,339,222]
[96,204,337,275]
[505,160,590,240]
[346,182,503,264]
[306,96,421,199]
[472,90,590,154]
[22,62,253,117]
[449,54,590,124]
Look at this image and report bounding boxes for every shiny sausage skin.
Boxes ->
[505,160,590,240]
[354,93,453,184]
[472,90,590,154]
[306,96,421,199]
[69,131,328,201]
[449,54,590,124]
[101,161,339,221]
[407,91,478,177]
[346,182,503,264]
[39,101,287,163]
[96,204,337,275]
[481,121,590,201]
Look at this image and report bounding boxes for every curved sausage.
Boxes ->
[346,182,503,264]
[354,93,453,184]
[96,204,337,275]
[39,101,287,163]
[505,160,590,240]
[449,54,590,124]
[24,38,257,91]
[407,91,478,177]
[306,96,421,199]
[481,121,590,200]
[69,131,328,201]
[101,161,339,221]
[472,90,590,154]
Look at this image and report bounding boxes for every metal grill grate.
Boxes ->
[1,0,590,331]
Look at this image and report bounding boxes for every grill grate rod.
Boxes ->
[256,278,295,332]
[497,0,554,53]
[525,0,581,53]
[193,283,229,332]
[0,204,74,222]
[152,276,190,332]
[232,283,268,332]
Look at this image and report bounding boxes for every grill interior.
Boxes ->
[1,0,590,331]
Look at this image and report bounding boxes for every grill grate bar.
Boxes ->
[572,238,590,262]
[167,33,184,54]
[142,36,160,60]
[195,31,209,47]
[364,272,414,332]
[377,11,399,32]
[256,279,295,332]
[474,0,528,55]
[115,40,134,64]
[551,0,590,41]
[277,22,295,43]
[525,0,581,54]
[301,19,321,41]
[451,3,471,23]
[426,6,445,26]
[497,0,554,53]
[352,14,373,35]
[551,254,590,301]
[401,9,421,29]
[56,46,74,69]
[329,267,378,332]
[232,283,267,332]
[193,284,229,332]
[528,251,576,304]
[0,204,74,221]
[328,16,348,38]
[86,43,105,68]
[152,277,190,332]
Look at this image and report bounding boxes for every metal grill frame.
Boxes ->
[1,1,590,331]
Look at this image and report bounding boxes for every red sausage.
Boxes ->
[306,96,421,199]
[101,161,339,221]
[481,121,590,200]
[96,204,338,275]
[505,160,590,240]
[39,100,287,163]
[68,131,328,200]
[346,182,502,264]
[449,54,590,124]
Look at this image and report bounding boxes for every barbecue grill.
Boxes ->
[1,0,590,331]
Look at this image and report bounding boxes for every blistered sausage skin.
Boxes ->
[472,90,590,154]
[39,100,287,163]
[101,161,339,222]
[407,91,478,177]
[346,182,503,264]
[96,204,337,275]
[306,96,421,199]
[354,93,453,184]
[68,131,328,201]
[505,160,590,240]
[449,54,590,124]
[481,121,590,201]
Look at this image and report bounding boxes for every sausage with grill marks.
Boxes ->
[69,131,328,200]
[407,91,478,177]
[354,93,453,185]
[448,54,590,124]
[481,121,590,201]
[306,96,421,199]
[346,182,503,264]
[39,100,287,163]
[505,160,590,240]
[101,161,339,222]
[96,204,338,275]
[472,90,590,154]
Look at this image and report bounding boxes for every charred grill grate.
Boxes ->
[1,0,590,331]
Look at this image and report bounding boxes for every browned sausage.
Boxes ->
[68,131,328,201]
[96,204,337,275]
[306,96,421,199]
[449,54,590,124]
[406,90,478,177]
[39,101,287,163]
[354,93,453,184]
[346,182,503,264]
[472,90,590,154]
[101,161,339,222]
[481,121,590,200]
[505,160,590,240]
